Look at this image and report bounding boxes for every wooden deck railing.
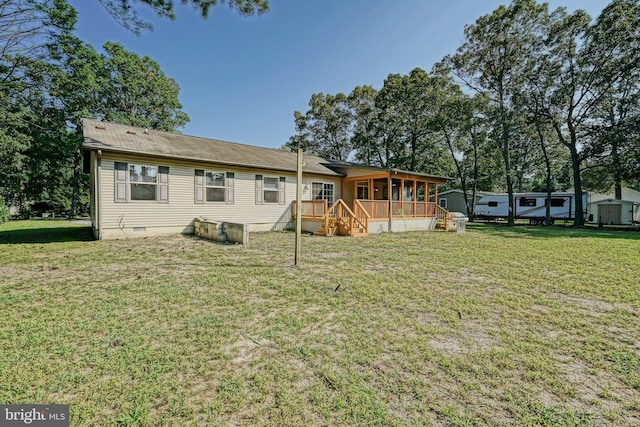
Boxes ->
[293,199,451,230]
[292,200,327,219]
[390,201,449,220]
[356,200,389,219]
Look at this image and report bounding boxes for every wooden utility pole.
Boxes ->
[295,149,303,266]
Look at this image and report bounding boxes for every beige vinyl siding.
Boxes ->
[98,153,341,236]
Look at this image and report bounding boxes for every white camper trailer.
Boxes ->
[474,192,587,224]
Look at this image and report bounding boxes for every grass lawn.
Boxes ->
[1,220,639,426]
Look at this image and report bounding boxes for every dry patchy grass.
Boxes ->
[0,220,639,426]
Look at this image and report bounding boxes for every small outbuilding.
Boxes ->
[588,187,640,225]
[593,199,639,225]
[437,189,493,218]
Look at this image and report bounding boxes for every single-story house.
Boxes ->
[587,187,640,225]
[437,189,494,216]
[82,119,452,239]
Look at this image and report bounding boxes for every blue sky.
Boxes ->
[69,0,607,149]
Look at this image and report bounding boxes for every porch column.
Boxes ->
[411,180,418,216]
[400,179,404,215]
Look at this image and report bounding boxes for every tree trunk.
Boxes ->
[534,119,552,224]
[501,120,514,226]
[443,129,470,216]
[611,138,622,200]
[498,86,514,226]
[568,136,584,227]
[470,128,480,221]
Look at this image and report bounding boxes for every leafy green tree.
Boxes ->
[0,93,32,209]
[524,1,640,226]
[582,0,640,199]
[427,74,477,214]
[348,85,406,169]
[96,0,269,34]
[100,41,189,131]
[0,0,76,84]
[376,68,450,173]
[443,0,549,225]
[348,85,381,166]
[287,92,354,161]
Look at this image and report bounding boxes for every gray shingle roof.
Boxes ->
[82,119,343,177]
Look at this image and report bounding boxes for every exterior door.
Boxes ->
[599,204,621,224]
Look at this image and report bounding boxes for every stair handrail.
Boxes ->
[353,199,370,235]
[322,199,368,236]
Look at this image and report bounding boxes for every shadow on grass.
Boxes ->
[0,226,94,244]
[467,222,640,240]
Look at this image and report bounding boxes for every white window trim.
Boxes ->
[263,175,280,204]
[312,181,335,205]
[205,170,226,203]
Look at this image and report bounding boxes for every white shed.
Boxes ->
[593,199,639,225]
[588,187,640,225]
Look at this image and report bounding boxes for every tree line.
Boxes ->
[286,0,640,226]
[0,0,267,220]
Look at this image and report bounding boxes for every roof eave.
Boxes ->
[83,143,345,177]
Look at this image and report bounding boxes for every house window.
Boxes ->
[195,170,234,204]
[130,164,158,200]
[356,182,368,200]
[313,182,334,205]
[115,162,168,203]
[264,177,280,203]
[439,198,448,209]
[519,198,536,207]
[256,175,285,204]
[206,171,225,202]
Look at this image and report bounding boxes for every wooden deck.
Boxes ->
[293,199,451,236]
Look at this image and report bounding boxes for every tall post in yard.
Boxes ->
[295,149,303,266]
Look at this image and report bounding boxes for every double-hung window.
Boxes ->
[114,162,169,203]
[195,170,234,204]
[264,177,280,203]
[255,175,285,204]
[206,171,226,202]
[130,164,158,201]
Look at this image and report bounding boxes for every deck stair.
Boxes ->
[316,199,370,237]
[434,204,452,230]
